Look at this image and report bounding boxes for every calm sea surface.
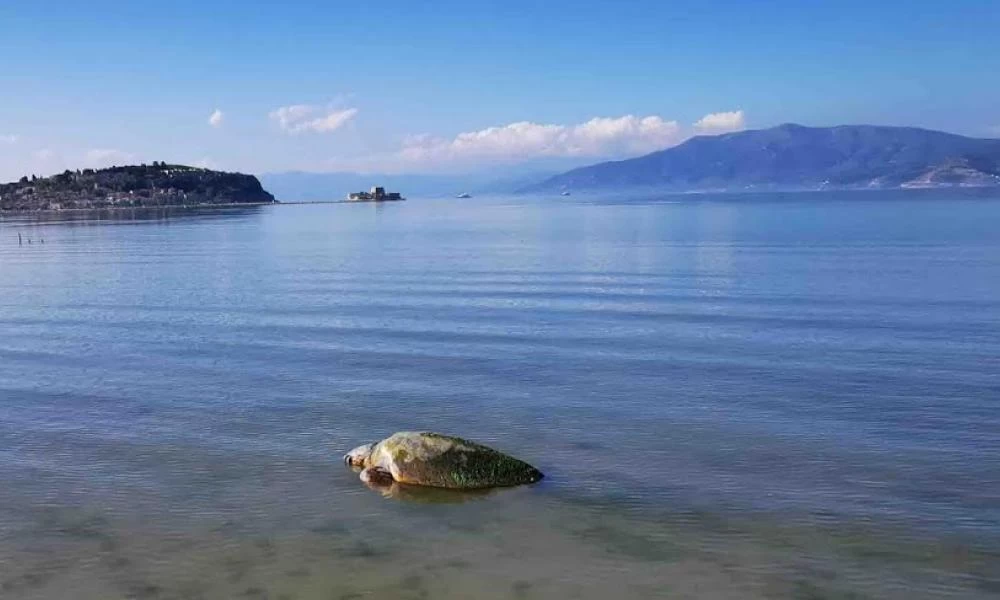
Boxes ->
[1,191,998,599]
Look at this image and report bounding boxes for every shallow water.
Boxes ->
[1,191,998,599]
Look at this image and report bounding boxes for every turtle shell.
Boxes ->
[370,432,543,489]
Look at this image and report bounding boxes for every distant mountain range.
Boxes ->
[524,124,1000,193]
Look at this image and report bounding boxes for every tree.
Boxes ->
[19,176,28,184]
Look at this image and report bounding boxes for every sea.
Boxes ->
[1,190,998,599]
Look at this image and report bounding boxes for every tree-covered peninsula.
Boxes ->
[0,163,276,211]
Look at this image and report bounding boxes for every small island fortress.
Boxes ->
[347,186,404,202]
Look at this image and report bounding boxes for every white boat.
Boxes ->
[456,192,472,199]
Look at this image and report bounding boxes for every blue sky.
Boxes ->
[1,0,999,180]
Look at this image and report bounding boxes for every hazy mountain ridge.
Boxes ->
[524,124,1000,193]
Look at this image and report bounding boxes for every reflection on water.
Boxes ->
[1,192,999,599]
[363,480,500,504]
[0,205,267,236]
[346,460,501,503]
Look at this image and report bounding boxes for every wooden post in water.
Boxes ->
[18,232,22,246]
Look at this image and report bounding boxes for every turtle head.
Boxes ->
[344,442,376,469]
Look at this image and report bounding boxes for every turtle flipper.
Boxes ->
[360,466,394,487]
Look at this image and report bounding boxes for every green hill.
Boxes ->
[0,163,276,211]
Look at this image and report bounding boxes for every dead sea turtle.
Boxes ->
[344,432,544,490]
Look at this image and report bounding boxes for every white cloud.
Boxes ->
[208,109,224,128]
[84,148,135,168]
[34,149,55,161]
[378,115,683,171]
[1,134,18,144]
[693,110,746,133]
[269,104,358,134]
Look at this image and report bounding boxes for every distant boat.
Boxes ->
[560,191,571,196]
[456,192,472,199]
